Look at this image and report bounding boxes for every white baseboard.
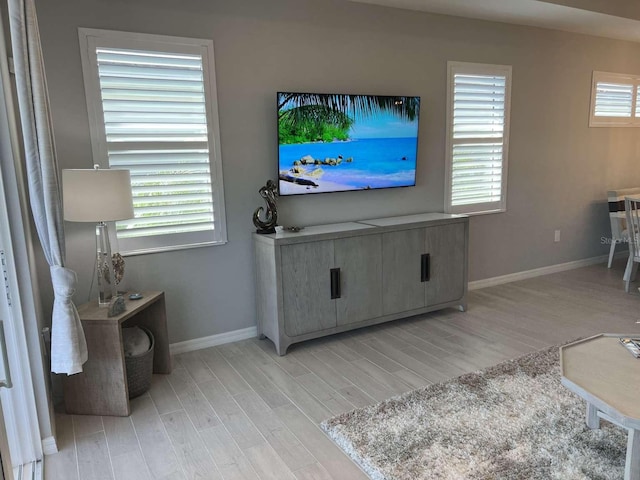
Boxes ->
[169,326,258,355]
[468,254,615,291]
[42,435,58,455]
[167,254,623,355]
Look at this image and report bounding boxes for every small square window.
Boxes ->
[589,71,640,127]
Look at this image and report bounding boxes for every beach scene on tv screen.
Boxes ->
[278,93,420,195]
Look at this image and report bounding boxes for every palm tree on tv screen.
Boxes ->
[278,93,419,144]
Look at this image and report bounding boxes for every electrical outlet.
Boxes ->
[554,230,561,243]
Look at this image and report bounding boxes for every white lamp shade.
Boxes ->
[62,169,134,222]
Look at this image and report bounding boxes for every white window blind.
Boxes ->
[590,71,640,127]
[445,62,512,215]
[79,29,227,254]
[594,82,633,117]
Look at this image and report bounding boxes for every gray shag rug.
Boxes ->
[321,345,627,480]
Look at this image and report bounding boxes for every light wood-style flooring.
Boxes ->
[44,260,640,480]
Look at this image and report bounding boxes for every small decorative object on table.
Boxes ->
[107,295,126,317]
[96,251,127,302]
[253,179,278,234]
[112,252,125,290]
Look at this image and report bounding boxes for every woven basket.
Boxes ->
[124,326,154,399]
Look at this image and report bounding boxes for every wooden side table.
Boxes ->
[63,291,171,416]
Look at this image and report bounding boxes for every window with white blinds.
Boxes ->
[590,71,640,127]
[79,29,227,254]
[445,62,512,215]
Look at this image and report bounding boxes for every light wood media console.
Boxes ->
[254,213,468,355]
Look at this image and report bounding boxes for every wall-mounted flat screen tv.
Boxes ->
[278,92,420,196]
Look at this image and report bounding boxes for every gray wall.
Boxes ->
[34,0,640,343]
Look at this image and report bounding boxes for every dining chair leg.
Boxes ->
[608,241,617,268]
[624,254,633,281]
[624,255,634,292]
[626,261,639,293]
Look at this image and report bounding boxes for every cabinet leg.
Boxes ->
[275,338,290,356]
[258,333,266,340]
[256,320,264,340]
[458,302,467,312]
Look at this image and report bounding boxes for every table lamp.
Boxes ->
[62,166,134,306]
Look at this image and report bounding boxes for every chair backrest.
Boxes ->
[625,196,640,260]
[608,188,640,238]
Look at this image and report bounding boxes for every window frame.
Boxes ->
[444,61,512,216]
[589,71,640,127]
[78,28,227,256]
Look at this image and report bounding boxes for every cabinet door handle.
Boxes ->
[330,268,341,299]
[421,254,431,282]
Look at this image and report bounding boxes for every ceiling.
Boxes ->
[346,0,640,43]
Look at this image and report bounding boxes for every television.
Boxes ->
[277,92,420,196]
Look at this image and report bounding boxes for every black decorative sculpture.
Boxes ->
[253,179,278,234]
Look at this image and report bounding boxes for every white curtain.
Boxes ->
[7,0,87,374]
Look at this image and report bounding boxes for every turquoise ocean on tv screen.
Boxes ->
[279,137,417,191]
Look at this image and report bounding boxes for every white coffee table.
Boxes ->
[560,334,640,480]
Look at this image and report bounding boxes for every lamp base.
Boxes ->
[96,222,116,306]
